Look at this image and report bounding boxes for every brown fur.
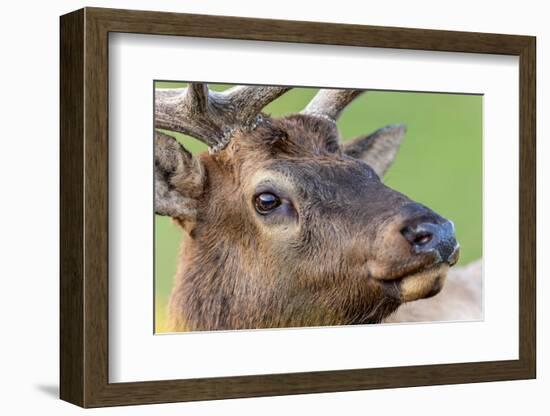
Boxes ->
[156,114,453,331]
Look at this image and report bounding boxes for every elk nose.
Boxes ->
[401,220,460,265]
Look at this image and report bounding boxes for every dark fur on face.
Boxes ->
[161,114,453,331]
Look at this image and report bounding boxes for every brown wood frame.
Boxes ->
[60,7,536,408]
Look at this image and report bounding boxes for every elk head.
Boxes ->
[155,84,460,331]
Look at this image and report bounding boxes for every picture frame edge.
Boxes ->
[59,7,537,408]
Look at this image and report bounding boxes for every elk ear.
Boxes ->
[155,132,205,223]
[342,124,406,177]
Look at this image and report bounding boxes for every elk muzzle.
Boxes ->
[401,218,459,265]
[369,203,460,303]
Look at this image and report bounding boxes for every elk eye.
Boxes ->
[254,193,281,214]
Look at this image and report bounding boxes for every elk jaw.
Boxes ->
[397,263,450,302]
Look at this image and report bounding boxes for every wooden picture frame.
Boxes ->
[60,7,536,408]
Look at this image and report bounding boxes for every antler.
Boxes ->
[302,88,406,177]
[155,83,291,152]
[301,89,363,121]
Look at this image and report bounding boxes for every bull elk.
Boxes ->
[155,84,461,331]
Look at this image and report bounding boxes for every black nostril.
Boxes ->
[401,226,433,248]
[411,231,432,246]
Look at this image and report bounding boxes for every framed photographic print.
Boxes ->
[60,7,536,408]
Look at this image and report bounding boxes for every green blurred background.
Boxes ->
[154,82,482,333]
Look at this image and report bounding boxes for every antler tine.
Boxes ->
[223,85,292,124]
[186,83,209,113]
[155,83,291,152]
[302,89,363,121]
[155,83,231,149]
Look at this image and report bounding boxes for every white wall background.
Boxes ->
[0,0,545,414]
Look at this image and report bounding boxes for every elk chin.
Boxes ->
[397,263,449,302]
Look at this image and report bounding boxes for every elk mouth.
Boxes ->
[370,221,460,303]
[387,262,450,302]
[374,254,459,303]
